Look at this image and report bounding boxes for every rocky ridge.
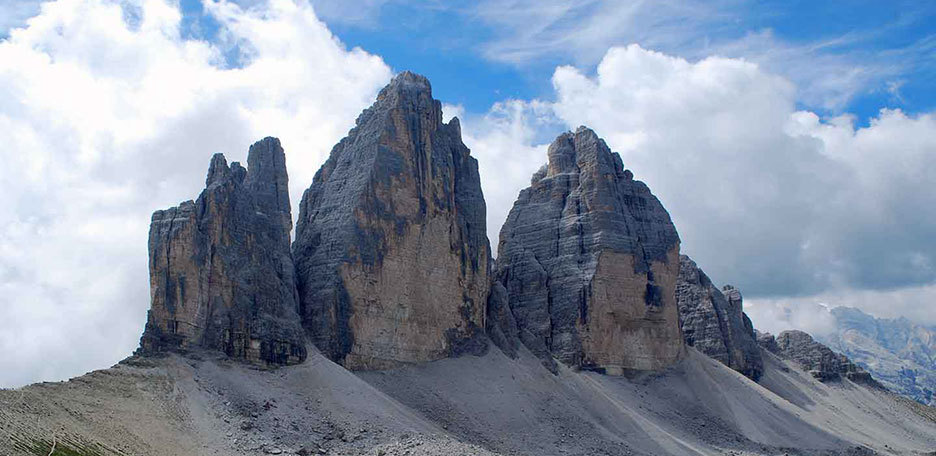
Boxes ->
[676,255,763,380]
[292,71,490,370]
[490,126,684,374]
[819,306,936,405]
[757,330,880,387]
[138,137,306,366]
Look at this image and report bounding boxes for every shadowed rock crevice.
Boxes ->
[138,137,306,366]
[490,126,684,374]
[293,71,491,369]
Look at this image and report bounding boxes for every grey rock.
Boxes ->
[292,71,491,369]
[819,307,936,405]
[676,256,763,380]
[137,137,306,365]
[485,281,519,359]
[758,330,881,387]
[755,330,780,354]
[491,126,684,374]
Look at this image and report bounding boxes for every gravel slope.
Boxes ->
[1,346,934,456]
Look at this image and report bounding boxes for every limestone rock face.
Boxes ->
[758,330,881,387]
[293,72,490,370]
[676,256,763,380]
[138,138,307,365]
[491,127,684,374]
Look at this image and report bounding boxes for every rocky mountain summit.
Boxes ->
[292,71,490,370]
[138,137,306,366]
[676,255,763,380]
[490,126,684,374]
[757,329,880,387]
[13,71,931,456]
[819,306,936,405]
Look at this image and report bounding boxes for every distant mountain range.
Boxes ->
[818,306,936,405]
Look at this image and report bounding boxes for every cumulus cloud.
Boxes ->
[743,299,838,338]
[0,0,391,388]
[549,45,936,295]
[469,44,936,328]
[745,284,936,337]
[0,1,44,36]
[445,100,555,250]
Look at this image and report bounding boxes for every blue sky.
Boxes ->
[317,0,935,124]
[160,0,936,124]
[1,0,936,386]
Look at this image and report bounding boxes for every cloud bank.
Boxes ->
[0,0,391,388]
[462,44,936,331]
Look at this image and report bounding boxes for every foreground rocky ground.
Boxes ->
[2,345,934,456]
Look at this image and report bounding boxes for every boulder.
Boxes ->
[138,138,306,365]
[292,72,490,369]
[491,126,684,374]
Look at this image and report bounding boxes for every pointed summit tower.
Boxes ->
[293,72,491,369]
[138,137,306,365]
[491,127,684,374]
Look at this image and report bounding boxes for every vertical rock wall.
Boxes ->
[492,127,684,374]
[138,138,306,365]
[676,255,763,380]
[293,72,490,370]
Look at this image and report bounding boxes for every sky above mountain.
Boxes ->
[1,0,934,387]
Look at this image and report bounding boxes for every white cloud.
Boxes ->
[0,0,391,388]
[465,1,929,111]
[0,0,44,36]
[471,0,734,67]
[447,100,556,253]
[746,284,936,337]
[743,299,838,338]
[469,44,936,330]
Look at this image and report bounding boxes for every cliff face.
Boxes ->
[292,72,491,370]
[138,138,306,365]
[491,127,684,374]
[676,256,763,380]
[819,307,936,404]
[758,330,880,387]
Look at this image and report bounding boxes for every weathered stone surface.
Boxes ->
[293,72,490,370]
[758,330,881,387]
[676,256,763,380]
[491,126,684,374]
[138,137,306,365]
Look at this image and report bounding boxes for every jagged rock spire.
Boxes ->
[293,71,490,369]
[138,137,306,365]
[676,255,763,380]
[490,126,684,374]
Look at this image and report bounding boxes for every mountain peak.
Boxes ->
[376,70,433,105]
[492,126,683,374]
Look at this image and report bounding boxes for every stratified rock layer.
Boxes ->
[676,256,763,380]
[758,330,881,387]
[492,127,684,374]
[138,138,306,365]
[293,72,490,370]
